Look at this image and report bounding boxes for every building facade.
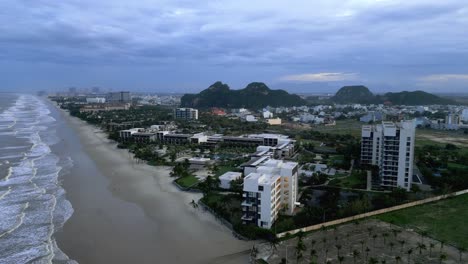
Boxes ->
[108,92,131,103]
[361,121,415,191]
[241,159,299,228]
[175,108,198,120]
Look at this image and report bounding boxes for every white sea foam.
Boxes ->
[0,95,76,263]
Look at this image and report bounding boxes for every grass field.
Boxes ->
[328,172,366,189]
[214,165,239,177]
[376,193,468,248]
[175,175,199,188]
[310,119,362,138]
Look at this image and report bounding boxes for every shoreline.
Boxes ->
[51,103,251,264]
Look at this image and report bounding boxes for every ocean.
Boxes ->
[0,94,75,263]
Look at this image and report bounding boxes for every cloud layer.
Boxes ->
[1,0,468,92]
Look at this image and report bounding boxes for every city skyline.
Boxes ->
[1,1,468,93]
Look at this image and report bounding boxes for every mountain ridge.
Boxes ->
[180,82,307,108]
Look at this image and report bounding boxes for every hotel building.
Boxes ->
[241,158,299,228]
[361,121,415,191]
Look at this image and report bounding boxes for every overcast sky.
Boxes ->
[1,0,468,94]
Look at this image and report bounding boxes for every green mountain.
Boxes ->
[331,85,375,104]
[331,86,456,105]
[180,82,306,108]
[379,91,455,105]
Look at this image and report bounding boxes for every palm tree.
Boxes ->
[310,239,316,249]
[440,240,445,253]
[352,250,360,264]
[338,256,344,264]
[389,242,395,252]
[407,248,413,263]
[372,234,378,247]
[395,256,401,264]
[322,238,327,249]
[459,247,466,263]
[391,229,399,239]
[439,253,447,264]
[324,248,329,262]
[367,227,373,237]
[335,244,342,256]
[417,243,427,255]
[398,240,405,252]
[360,241,365,252]
[296,239,306,257]
[420,231,428,243]
[365,247,370,262]
[269,237,280,252]
[368,257,378,264]
[250,245,259,261]
[381,233,389,245]
[429,243,435,257]
[310,249,317,262]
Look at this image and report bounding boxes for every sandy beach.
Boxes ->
[51,104,251,264]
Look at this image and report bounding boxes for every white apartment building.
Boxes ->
[462,109,468,122]
[361,121,415,191]
[175,108,198,120]
[242,158,299,228]
[86,97,106,103]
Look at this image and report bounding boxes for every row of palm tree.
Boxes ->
[271,221,464,264]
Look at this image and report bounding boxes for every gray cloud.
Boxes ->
[0,0,467,92]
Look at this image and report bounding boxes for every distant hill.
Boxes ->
[331,85,375,104]
[180,82,306,108]
[379,91,455,105]
[331,85,456,105]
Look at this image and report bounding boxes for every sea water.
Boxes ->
[0,94,76,263]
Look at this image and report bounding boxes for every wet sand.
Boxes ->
[51,105,251,264]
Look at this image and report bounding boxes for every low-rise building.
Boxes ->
[86,97,106,103]
[219,171,242,189]
[119,128,143,140]
[267,118,282,125]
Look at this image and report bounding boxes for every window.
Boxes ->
[258,186,264,191]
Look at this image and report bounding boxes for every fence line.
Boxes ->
[276,189,468,238]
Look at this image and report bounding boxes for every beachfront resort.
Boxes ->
[49,93,468,263]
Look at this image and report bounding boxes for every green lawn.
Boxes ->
[328,171,366,189]
[375,194,468,248]
[214,165,238,177]
[447,162,468,170]
[310,119,362,137]
[175,175,199,188]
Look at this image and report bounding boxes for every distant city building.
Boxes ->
[430,113,461,130]
[267,118,282,125]
[241,158,299,228]
[245,115,258,122]
[361,121,415,191]
[360,111,384,123]
[462,109,468,122]
[211,108,226,116]
[262,110,273,119]
[175,108,198,120]
[108,91,131,103]
[86,97,106,103]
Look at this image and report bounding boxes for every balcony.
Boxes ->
[241,214,254,221]
[241,200,253,207]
